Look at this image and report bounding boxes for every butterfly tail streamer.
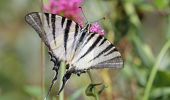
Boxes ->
[45,52,61,99]
[45,66,59,99]
[58,71,72,95]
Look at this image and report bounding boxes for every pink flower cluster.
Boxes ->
[44,0,83,19]
[90,22,105,36]
[44,0,105,36]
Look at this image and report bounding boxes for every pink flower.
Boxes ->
[90,22,105,36]
[55,0,83,17]
[44,0,58,14]
[44,0,105,36]
[44,0,84,24]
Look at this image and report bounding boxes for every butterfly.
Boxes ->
[25,12,123,96]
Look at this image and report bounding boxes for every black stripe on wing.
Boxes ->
[61,17,66,28]
[99,38,107,46]
[25,12,50,46]
[73,24,91,53]
[89,44,114,62]
[78,35,103,60]
[81,33,96,48]
[64,19,72,54]
[51,14,56,43]
[36,13,43,26]
[72,23,80,49]
[104,47,118,56]
[74,23,79,39]
[78,25,90,43]
[44,13,50,27]
[91,56,123,69]
[74,31,86,52]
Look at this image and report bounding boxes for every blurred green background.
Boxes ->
[0,0,170,100]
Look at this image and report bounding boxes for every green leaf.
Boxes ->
[154,70,170,87]
[85,83,102,97]
[151,87,170,100]
[154,0,169,9]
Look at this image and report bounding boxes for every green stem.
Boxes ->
[87,71,99,100]
[87,71,93,83]
[59,62,65,100]
[40,41,45,100]
[94,93,99,100]
[142,40,170,100]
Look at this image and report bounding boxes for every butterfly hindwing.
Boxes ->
[71,32,123,70]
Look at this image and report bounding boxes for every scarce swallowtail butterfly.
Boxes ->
[25,12,123,96]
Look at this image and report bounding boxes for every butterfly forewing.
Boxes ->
[25,12,81,61]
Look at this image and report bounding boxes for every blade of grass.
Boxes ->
[40,0,45,99]
[40,41,45,100]
[142,40,170,100]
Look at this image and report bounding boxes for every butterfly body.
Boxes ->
[25,12,123,96]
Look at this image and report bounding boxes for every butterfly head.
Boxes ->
[82,23,92,33]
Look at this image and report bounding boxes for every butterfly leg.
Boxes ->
[57,70,73,95]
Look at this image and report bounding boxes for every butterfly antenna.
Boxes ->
[79,7,88,24]
[90,17,106,24]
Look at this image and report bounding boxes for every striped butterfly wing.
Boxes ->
[71,32,123,71]
[25,12,82,97]
[56,30,123,94]
[25,12,82,62]
[25,12,123,96]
